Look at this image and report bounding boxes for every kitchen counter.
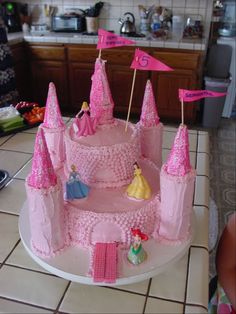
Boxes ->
[8,31,206,51]
[0,121,209,313]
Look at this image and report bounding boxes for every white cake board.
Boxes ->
[19,202,193,286]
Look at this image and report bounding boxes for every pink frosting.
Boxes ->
[90,58,114,125]
[139,80,160,127]
[139,122,163,169]
[41,125,66,169]
[64,119,141,188]
[43,82,65,129]
[26,181,66,258]
[164,124,191,176]
[27,128,57,189]
[154,167,196,243]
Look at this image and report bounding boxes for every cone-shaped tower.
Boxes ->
[26,127,65,257]
[154,124,196,243]
[27,127,57,189]
[138,80,163,169]
[90,58,114,125]
[41,82,66,169]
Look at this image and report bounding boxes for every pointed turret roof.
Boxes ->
[90,58,114,124]
[164,124,191,176]
[139,80,160,127]
[43,82,65,128]
[27,127,57,189]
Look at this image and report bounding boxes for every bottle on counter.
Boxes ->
[172,15,184,40]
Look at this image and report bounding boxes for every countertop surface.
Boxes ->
[8,31,206,50]
[0,120,210,313]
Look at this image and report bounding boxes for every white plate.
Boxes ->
[19,202,193,286]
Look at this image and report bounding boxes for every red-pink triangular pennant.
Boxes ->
[131,49,173,71]
[97,29,135,49]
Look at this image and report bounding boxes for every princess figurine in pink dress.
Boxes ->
[74,102,97,137]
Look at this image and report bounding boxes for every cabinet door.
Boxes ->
[11,43,31,101]
[151,69,197,122]
[68,62,94,113]
[108,64,149,119]
[30,60,68,110]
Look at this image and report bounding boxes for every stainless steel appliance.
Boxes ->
[51,15,86,33]
[119,12,136,35]
[1,2,22,33]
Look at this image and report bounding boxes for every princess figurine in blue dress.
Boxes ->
[65,165,89,200]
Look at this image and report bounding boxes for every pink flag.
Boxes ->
[130,49,173,71]
[179,89,227,102]
[97,29,135,49]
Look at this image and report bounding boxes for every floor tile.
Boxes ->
[145,297,184,313]
[0,265,69,309]
[0,213,19,263]
[192,206,209,249]
[0,179,26,215]
[194,176,210,207]
[115,279,149,295]
[197,133,209,154]
[149,252,188,302]
[185,304,207,313]
[162,131,197,152]
[14,159,32,180]
[60,283,145,313]
[0,298,53,313]
[186,247,209,308]
[0,150,31,177]
[196,153,209,177]
[0,133,36,154]
[0,135,12,146]
[7,242,49,274]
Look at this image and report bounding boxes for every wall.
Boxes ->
[15,0,213,38]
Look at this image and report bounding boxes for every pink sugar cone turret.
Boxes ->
[26,127,66,258]
[139,80,163,169]
[43,82,65,128]
[41,82,66,169]
[90,58,114,125]
[154,124,196,243]
[27,127,57,189]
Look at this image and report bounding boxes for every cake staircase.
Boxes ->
[93,243,117,283]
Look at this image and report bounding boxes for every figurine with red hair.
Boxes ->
[127,228,149,265]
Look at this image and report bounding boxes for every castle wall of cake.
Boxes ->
[139,123,163,169]
[64,123,141,188]
[26,181,66,257]
[156,169,196,243]
[41,126,66,169]
[66,197,160,247]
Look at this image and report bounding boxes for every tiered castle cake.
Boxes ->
[25,56,196,281]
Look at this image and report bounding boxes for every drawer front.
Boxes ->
[152,51,202,70]
[28,45,65,61]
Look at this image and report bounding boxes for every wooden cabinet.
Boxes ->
[151,50,203,123]
[13,42,203,123]
[27,44,68,110]
[11,42,31,101]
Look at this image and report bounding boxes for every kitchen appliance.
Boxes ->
[119,12,136,35]
[218,0,236,37]
[51,15,86,33]
[1,2,22,33]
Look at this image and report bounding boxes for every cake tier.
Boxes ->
[61,159,160,248]
[64,119,140,188]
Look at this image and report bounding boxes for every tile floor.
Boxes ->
[0,121,209,314]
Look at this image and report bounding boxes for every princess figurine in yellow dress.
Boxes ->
[126,162,151,200]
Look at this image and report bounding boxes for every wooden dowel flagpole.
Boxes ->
[125,68,137,132]
[98,48,102,59]
[181,99,184,125]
